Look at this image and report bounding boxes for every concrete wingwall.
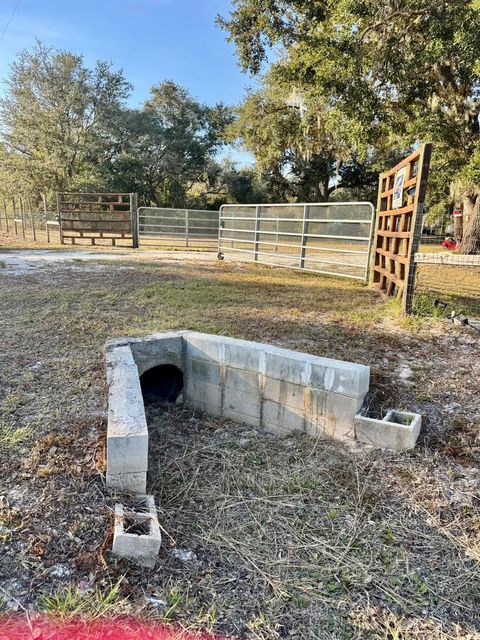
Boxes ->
[105,331,370,493]
[183,333,369,441]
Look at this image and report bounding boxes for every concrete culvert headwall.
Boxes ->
[104,331,373,494]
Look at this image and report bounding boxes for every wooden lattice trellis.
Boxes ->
[371,144,432,313]
[57,192,138,247]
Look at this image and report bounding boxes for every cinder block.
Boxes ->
[262,400,305,433]
[309,389,327,421]
[223,387,261,419]
[225,367,259,394]
[105,345,138,385]
[324,393,364,421]
[187,357,222,386]
[107,433,148,474]
[106,471,147,494]
[105,337,142,352]
[224,342,260,371]
[323,418,355,442]
[222,407,260,428]
[263,377,309,412]
[355,410,421,451]
[264,350,309,386]
[184,380,223,408]
[311,360,370,398]
[112,495,161,568]
[261,420,293,437]
[185,333,222,363]
[187,397,223,417]
[303,417,328,439]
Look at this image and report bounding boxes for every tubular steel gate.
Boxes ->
[218,202,375,281]
[138,207,219,249]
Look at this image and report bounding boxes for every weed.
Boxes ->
[0,421,31,452]
[161,586,185,622]
[39,580,126,620]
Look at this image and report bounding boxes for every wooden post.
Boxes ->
[130,193,139,248]
[453,207,463,245]
[403,143,433,314]
[28,197,36,241]
[370,172,386,286]
[57,193,64,245]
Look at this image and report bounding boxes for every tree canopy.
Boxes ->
[219,0,480,251]
[0,43,236,208]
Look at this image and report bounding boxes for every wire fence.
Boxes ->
[0,196,59,244]
[413,252,480,329]
[218,202,375,281]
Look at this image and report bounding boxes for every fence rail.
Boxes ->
[138,207,219,249]
[218,202,375,281]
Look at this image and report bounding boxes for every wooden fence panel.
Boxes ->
[371,144,432,312]
[57,193,137,247]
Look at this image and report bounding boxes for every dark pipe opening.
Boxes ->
[140,364,184,404]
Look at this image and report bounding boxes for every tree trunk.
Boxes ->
[460,194,480,254]
[452,199,463,245]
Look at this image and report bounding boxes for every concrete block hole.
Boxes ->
[140,364,184,404]
[112,495,161,568]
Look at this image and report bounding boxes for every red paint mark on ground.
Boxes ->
[0,616,229,640]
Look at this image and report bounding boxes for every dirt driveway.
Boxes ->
[0,248,217,275]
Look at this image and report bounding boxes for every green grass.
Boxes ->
[0,421,31,452]
[39,580,126,620]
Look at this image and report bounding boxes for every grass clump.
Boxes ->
[39,580,126,620]
[0,421,31,452]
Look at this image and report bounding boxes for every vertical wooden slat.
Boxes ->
[403,143,433,314]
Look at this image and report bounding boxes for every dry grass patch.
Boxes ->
[0,256,478,639]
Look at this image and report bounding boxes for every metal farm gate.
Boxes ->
[218,202,375,281]
[138,207,219,249]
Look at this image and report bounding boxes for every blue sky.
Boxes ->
[0,0,255,163]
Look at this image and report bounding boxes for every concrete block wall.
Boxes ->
[105,331,371,492]
[183,333,370,441]
[105,344,148,494]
